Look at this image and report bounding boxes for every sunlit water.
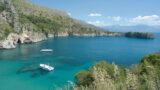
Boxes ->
[0,33,160,90]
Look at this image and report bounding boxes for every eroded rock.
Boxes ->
[0,33,18,49]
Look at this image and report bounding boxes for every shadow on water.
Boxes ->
[30,68,50,78]
[17,64,51,78]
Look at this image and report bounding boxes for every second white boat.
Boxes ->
[40,64,54,71]
[40,49,53,52]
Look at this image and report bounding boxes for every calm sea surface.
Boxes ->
[0,33,160,90]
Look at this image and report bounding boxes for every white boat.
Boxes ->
[40,49,53,52]
[40,64,54,71]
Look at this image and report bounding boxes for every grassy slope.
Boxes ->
[12,0,110,35]
[0,24,15,40]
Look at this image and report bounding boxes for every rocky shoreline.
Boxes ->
[0,0,123,49]
[0,29,155,49]
[0,0,154,49]
[0,31,123,49]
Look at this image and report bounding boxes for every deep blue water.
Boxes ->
[0,33,160,90]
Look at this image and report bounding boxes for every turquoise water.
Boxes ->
[0,33,160,90]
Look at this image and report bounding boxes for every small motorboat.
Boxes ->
[40,49,53,52]
[40,64,54,71]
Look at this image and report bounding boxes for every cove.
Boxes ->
[0,33,160,90]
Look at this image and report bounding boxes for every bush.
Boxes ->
[94,61,115,78]
[139,54,160,75]
[75,54,160,90]
[140,54,160,66]
[0,4,6,12]
[75,70,94,86]
[0,24,14,40]
[119,65,127,81]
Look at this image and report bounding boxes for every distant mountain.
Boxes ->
[103,25,160,33]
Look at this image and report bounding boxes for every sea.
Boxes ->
[0,33,160,90]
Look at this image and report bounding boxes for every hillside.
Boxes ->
[0,0,121,49]
[74,53,160,90]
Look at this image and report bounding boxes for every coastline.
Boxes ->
[0,32,123,49]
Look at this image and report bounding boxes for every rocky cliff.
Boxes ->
[0,0,122,49]
[0,0,47,49]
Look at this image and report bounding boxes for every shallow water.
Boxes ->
[0,33,160,90]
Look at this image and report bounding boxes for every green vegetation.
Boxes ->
[75,54,160,90]
[18,13,110,36]
[0,0,154,43]
[12,0,110,36]
[138,54,160,90]
[0,24,15,40]
[125,32,154,39]
[0,0,118,44]
[19,13,62,34]
[93,61,116,78]
[0,4,6,12]
[75,71,94,86]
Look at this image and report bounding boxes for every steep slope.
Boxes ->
[0,0,121,49]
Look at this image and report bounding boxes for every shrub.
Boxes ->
[75,70,94,86]
[0,4,6,12]
[94,61,115,78]
[75,54,160,90]
[0,24,14,40]
[140,54,160,66]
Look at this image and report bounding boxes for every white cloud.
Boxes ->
[87,15,160,26]
[129,15,160,25]
[87,21,111,27]
[107,16,121,21]
[88,13,102,17]
[67,12,71,16]
[113,16,121,21]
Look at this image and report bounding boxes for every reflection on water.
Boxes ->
[16,63,50,77]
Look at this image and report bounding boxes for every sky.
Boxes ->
[28,0,160,27]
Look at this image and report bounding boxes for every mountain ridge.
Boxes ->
[103,25,160,33]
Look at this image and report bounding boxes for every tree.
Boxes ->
[75,70,94,86]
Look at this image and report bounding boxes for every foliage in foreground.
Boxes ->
[74,54,160,90]
[0,4,6,12]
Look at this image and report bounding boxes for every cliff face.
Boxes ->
[0,0,47,48]
[0,0,121,49]
[0,33,18,49]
